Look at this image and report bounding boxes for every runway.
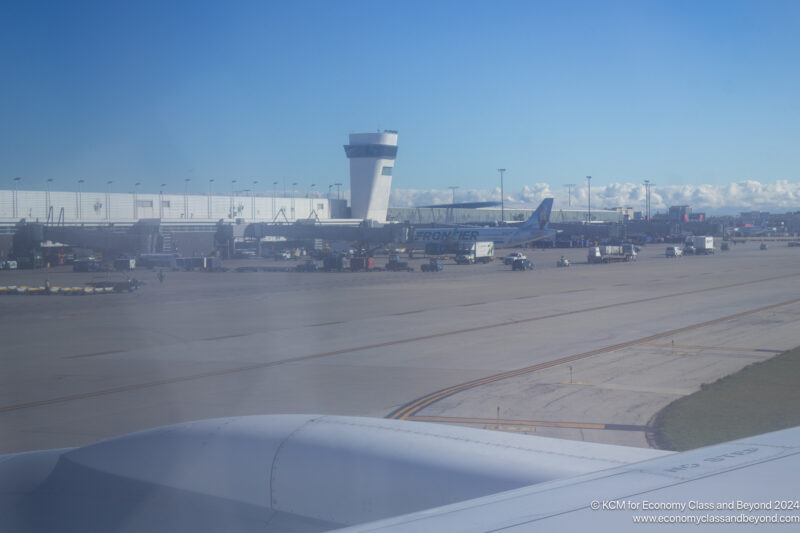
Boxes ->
[1,241,799,453]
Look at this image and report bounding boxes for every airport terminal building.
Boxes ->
[0,188,350,228]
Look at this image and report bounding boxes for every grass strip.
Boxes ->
[652,346,800,451]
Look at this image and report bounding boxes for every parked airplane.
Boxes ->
[2,414,797,532]
[731,223,778,236]
[411,197,555,248]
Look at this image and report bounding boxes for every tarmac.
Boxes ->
[1,240,799,453]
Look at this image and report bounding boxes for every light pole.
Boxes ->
[208,179,214,218]
[497,169,506,222]
[328,184,333,199]
[448,186,459,204]
[291,182,297,219]
[230,179,237,218]
[335,182,342,200]
[13,177,21,219]
[106,180,112,221]
[309,183,315,198]
[643,179,652,221]
[563,184,575,207]
[159,183,166,219]
[46,178,53,222]
[134,182,141,220]
[252,180,259,219]
[272,181,278,218]
[586,176,592,222]
[77,179,84,221]
[184,178,191,218]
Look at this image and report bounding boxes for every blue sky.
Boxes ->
[1,0,799,201]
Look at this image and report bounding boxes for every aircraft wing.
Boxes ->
[2,415,797,532]
[342,425,800,532]
[0,415,667,533]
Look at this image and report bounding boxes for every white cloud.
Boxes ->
[389,180,800,214]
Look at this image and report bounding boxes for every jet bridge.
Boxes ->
[245,219,410,244]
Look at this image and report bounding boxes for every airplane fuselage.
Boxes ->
[411,226,555,247]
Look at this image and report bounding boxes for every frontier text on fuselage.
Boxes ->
[416,231,480,242]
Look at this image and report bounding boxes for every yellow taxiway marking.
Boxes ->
[641,343,784,353]
[408,415,649,432]
[494,426,539,433]
[388,296,800,420]
[408,416,605,430]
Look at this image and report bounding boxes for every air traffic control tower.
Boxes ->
[344,131,398,221]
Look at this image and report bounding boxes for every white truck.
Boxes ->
[588,244,637,264]
[455,241,494,264]
[687,236,715,255]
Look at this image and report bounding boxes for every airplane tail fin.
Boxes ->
[519,198,554,230]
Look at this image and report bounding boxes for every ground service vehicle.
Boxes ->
[512,258,533,270]
[113,279,141,292]
[666,246,683,257]
[455,241,494,264]
[687,236,715,254]
[349,256,374,271]
[423,241,462,255]
[385,254,413,271]
[504,252,527,265]
[73,260,103,272]
[587,244,637,264]
[557,256,570,267]
[421,258,444,272]
[323,255,345,272]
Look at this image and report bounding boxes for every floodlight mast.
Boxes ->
[586,176,592,222]
[563,184,575,207]
[497,169,506,221]
[448,186,459,204]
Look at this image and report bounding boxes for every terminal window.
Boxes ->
[136,200,153,208]
[381,166,393,176]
